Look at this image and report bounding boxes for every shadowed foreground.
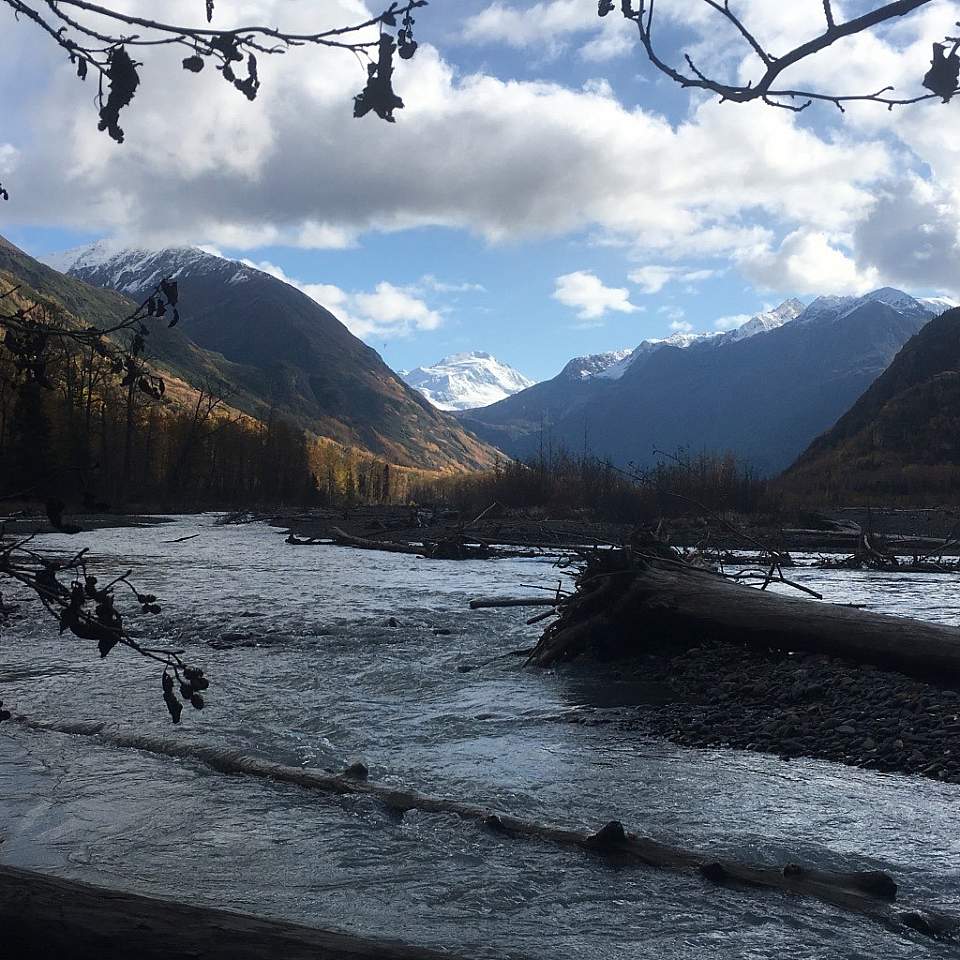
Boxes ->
[0,865,470,960]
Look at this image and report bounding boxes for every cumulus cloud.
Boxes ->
[851,177,960,295]
[244,259,442,338]
[0,0,892,267]
[669,318,694,333]
[738,229,879,296]
[6,1,960,299]
[553,270,640,320]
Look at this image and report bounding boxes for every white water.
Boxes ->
[2,516,960,958]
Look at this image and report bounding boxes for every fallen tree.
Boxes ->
[528,547,960,684]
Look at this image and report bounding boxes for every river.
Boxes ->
[2,515,959,958]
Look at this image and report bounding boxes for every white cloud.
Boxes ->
[629,264,719,293]
[669,318,694,333]
[419,274,486,294]
[629,265,677,295]
[0,0,893,266]
[243,259,442,338]
[553,270,640,320]
[0,143,17,173]
[658,304,686,323]
[7,2,960,298]
[738,229,879,296]
[713,313,752,331]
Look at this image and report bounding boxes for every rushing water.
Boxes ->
[2,516,960,959]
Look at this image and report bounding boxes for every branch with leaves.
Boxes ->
[601,0,960,112]
[0,533,209,722]
[1,0,426,166]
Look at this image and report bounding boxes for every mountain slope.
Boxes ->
[32,241,496,470]
[460,292,940,474]
[401,352,534,411]
[783,307,960,500]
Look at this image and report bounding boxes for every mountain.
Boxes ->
[401,351,534,411]
[35,241,496,471]
[783,306,960,500]
[458,292,943,474]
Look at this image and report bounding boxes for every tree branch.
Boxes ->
[616,0,949,110]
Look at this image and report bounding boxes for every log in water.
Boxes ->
[12,715,958,941]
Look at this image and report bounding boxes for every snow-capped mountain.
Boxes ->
[44,241,256,295]
[460,287,946,474]
[402,352,534,411]
[559,349,634,381]
[570,298,805,384]
[718,298,805,343]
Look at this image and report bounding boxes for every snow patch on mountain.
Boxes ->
[44,242,254,297]
[402,352,535,411]
[919,296,957,314]
[573,298,804,384]
[560,349,634,381]
[718,298,804,343]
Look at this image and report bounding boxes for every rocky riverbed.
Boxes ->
[565,641,960,784]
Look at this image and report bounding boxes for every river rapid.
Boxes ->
[2,515,960,959]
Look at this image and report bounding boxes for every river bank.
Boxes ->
[1,865,469,960]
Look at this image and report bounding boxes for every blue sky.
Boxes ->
[3,1,960,381]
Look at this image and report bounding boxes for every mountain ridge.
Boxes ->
[5,238,497,471]
[459,291,944,474]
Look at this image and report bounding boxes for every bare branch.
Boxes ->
[615,0,951,111]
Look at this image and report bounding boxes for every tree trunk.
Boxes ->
[531,558,960,683]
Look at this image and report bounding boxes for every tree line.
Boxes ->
[412,446,772,522]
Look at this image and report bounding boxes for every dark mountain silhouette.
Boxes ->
[783,307,960,500]
[459,291,943,474]
[0,237,496,470]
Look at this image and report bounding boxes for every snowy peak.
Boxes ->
[560,349,634,381]
[919,296,957,314]
[43,242,255,298]
[798,288,945,326]
[402,351,535,411]
[719,298,804,344]
[573,298,804,384]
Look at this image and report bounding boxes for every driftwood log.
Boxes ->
[469,596,561,609]
[529,552,960,684]
[8,715,957,940]
[329,526,490,560]
[0,865,467,960]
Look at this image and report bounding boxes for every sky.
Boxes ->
[3,0,960,381]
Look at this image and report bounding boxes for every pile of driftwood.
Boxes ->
[819,532,960,574]
[505,542,960,684]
